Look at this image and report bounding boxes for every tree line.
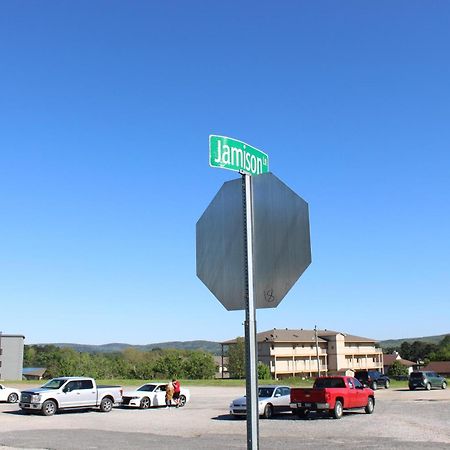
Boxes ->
[24,345,217,380]
[384,335,450,363]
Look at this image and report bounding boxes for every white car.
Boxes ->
[229,385,291,419]
[0,384,21,403]
[121,382,190,409]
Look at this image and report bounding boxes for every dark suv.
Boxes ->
[409,371,447,390]
[354,370,390,390]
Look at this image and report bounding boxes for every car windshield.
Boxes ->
[410,372,424,379]
[355,372,368,380]
[258,387,275,398]
[41,379,68,389]
[314,378,346,388]
[137,384,157,392]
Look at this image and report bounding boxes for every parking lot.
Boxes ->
[1,385,450,449]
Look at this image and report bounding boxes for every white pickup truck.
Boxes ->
[19,377,123,416]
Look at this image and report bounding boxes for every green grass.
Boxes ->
[12,378,316,388]
[385,379,408,389]
[10,378,410,389]
[96,378,318,388]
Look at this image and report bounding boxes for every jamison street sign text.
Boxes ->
[209,135,269,176]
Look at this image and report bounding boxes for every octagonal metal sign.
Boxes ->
[252,173,311,308]
[196,178,246,311]
[196,172,311,311]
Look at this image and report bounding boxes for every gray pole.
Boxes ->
[221,344,224,380]
[314,325,320,377]
[243,173,259,450]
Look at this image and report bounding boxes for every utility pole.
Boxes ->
[314,325,320,377]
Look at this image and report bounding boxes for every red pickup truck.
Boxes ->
[290,376,375,419]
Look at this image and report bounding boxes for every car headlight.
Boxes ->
[31,394,41,403]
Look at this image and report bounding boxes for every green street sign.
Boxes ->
[209,135,269,176]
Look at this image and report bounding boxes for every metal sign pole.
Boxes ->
[243,173,259,450]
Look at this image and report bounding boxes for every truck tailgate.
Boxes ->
[291,388,328,403]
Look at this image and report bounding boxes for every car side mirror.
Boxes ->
[63,386,70,393]
[275,393,281,397]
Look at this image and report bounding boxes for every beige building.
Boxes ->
[222,328,383,379]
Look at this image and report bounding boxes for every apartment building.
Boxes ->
[222,328,383,379]
[0,332,25,380]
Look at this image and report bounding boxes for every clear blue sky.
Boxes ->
[1,1,449,345]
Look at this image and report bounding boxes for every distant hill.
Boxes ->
[39,340,223,355]
[379,333,449,348]
[36,333,450,355]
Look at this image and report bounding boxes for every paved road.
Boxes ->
[1,386,449,449]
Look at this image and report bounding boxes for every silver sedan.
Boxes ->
[229,385,291,419]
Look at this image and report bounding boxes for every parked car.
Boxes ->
[229,385,291,419]
[290,376,375,419]
[0,384,20,403]
[19,377,123,416]
[354,370,390,390]
[408,371,447,390]
[122,382,190,409]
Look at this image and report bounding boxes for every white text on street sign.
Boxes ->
[209,135,269,176]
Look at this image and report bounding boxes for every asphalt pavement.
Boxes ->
[1,385,449,449]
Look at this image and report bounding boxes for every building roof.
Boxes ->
[317,330,378,343]
[0,334,25,339]
[383,354,415,366]
[422,361,450,373]
[222,329,327,345]
[221,328,377,345]
[22,367,47,377]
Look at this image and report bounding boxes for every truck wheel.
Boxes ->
[140,397,151,409]
[178,395,187,407]
[262,404,273,419]
[42,400,57,416]
[442,381,447,390]
[371,381,378,390]
[365,397,374,414]
[426,383,431,391]
[384,380,390,389]
[7,393,18,403]
[332,400,343,419]
[100,397,113,412]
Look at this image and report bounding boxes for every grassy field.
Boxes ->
[8,378,410,389]
[8,378,314,388]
